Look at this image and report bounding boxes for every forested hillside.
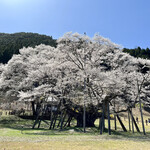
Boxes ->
[123,47,150,59]
[0,32,150,64]
[0,32,57,63]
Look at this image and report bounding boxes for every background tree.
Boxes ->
[0,32,57,64]
[123,47,150,59]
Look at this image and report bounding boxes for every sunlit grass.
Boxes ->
[0,109,150,150]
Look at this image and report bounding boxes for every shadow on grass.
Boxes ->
[1,116,150,141]
[21,127,150,142]
[110,129,150,141]
[22,127,99,136]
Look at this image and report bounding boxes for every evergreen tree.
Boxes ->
[123,47,150,59]
[0,32,57,63]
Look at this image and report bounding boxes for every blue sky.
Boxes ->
[0,0,150,48]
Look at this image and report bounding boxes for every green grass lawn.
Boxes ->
[0,110,150,150]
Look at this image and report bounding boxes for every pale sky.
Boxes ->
[0,0,150,48]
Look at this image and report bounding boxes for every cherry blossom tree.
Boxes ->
[0,63,5,103]
[0,32,150,127]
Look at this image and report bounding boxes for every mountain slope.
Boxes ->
[0,32,57,63]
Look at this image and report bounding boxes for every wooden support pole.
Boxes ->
[114,114,117,130]
[100,103,105,135]
[61,112,67,129]
[100,116,103,135]
[52,104,61,129]
[57,111,66,128]
[83,77,86,133]
[49,110,58,129]
[116,114,127,132]
[131,108,134,133]
[128,108,140,133]
[57,111,64,128]
[49,116,54,130]
[99,116,101,129]
[107,102,111,135]
[114,102,117,131]
[60,110,63,129]
[32,108,41,129]
[32,118,39,129]
[53,112,58,129]
[38,120,42,128]
[49,106,55,130]
[138,93,146,135]
[50,105,53,126]
[52,116,57,129]
[102,102,105,132]
[128,108,131,131]
[132,116,140,133]
[31,101,36,117]
[63,115,71,128]
[57,116,61,127]
[59,98,63,130]
[67,116,72,127]
[139,103,146,135]
[137,80,146,135]
[103,116,105,132]
[42,120,49,125]
[38,106,47,129]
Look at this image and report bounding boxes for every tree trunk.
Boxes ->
[31,101,36,116]
[76,113,96,127]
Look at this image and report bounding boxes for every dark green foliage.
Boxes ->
[0,32,57,63]
[123,47,150,59]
